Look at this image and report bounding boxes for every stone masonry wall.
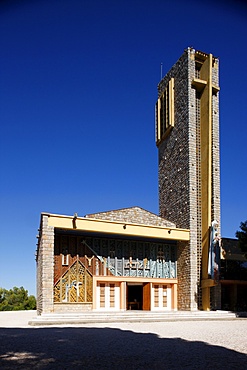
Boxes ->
[177,240,194,310]
[36,214,54,315]
[211,58,221,309]
[53,303,92,313]
[211,59,221,233]
[86,206,176,228]
[158,48,198,310]
[158,51,190,228]
[158,48,221,310]
[187,50,200,310]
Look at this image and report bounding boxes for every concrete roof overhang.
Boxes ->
[44,213,190,242]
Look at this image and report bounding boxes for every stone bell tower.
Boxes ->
[156,48,220,310]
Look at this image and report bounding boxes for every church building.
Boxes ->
[37,208,189,314]
[36,47,226,315]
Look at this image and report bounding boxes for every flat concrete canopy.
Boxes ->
[44,212,190,241]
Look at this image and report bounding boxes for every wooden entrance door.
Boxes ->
[143,282,151,310]
[126,285,143,310]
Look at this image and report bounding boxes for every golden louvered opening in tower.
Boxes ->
[155,78,174,146]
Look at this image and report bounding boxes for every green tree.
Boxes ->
[0,286,36,311]
[236,220,247,258]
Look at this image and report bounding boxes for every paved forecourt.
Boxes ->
[0,311,246,369]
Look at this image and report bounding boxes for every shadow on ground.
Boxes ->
[0,326,246,369]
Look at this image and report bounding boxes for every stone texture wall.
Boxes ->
[157,48,220,310]
[188,51,201,310]
[36,214,54,315]
[86,206,176,228]
[53,303,92,313]
[177,240,195,310]
[158,51,191,229]
[211,59,221,234]
[211,59,221,310]
[158,49,198,310]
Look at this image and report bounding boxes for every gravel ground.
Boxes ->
[0,311,246,369]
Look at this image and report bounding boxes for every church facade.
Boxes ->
[36,48,228,315]
[36,208,189,314]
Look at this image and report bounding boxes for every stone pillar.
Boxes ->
[36,214,54,315]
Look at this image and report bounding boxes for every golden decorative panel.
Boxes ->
[54,260,92,303]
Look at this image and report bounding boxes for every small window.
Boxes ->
[154,284,159,307]
[110,284,115,308]
[163,285,167,307]
[100,283,105,308]
[62,254,69,266]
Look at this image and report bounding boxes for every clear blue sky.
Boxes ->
[0,0,246,296]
